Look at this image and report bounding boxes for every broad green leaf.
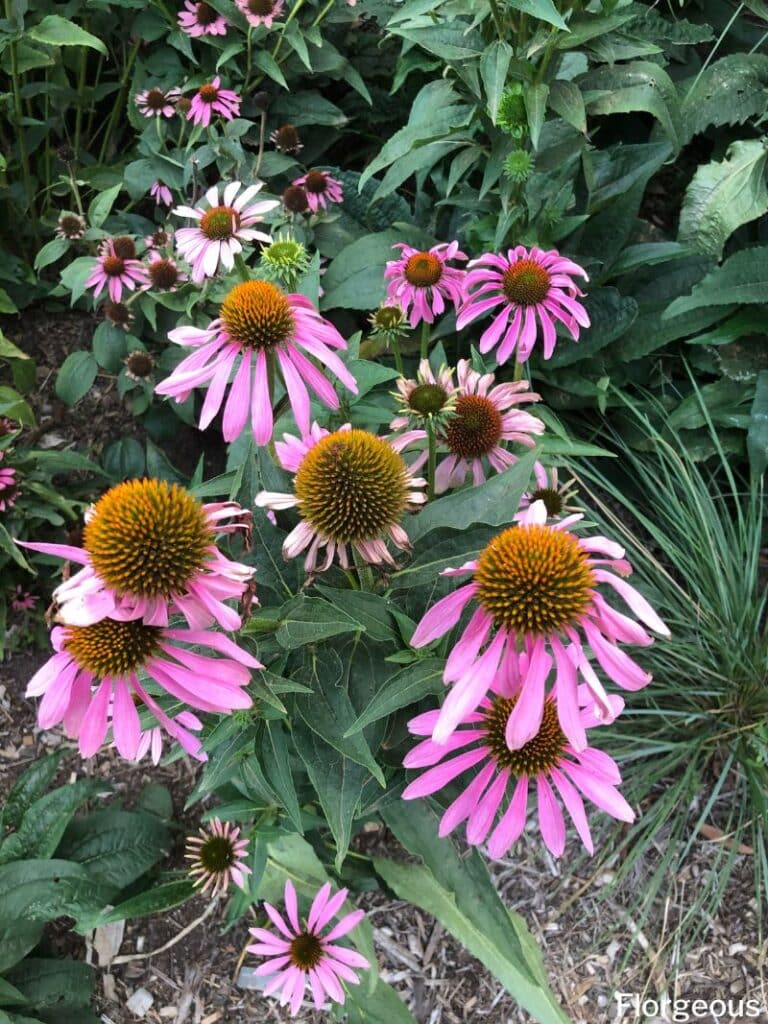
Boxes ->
[389,23,484,63]
[0,386,34,427]
[55,352,97,406]
[0,523,31,571]
[664,247,768,319]
[681,54,768,144]
[91,322,128,372]
[0,921,44,974]
[546,288,638,368]
[342,980,418,1023]
[582,61,682,150]
[4,960,93,1011]
[314,586,397,643]
[408,450,536,543]
[101,437,145,481]
[28,15,107,54]
[92,878,197,924]
[678,140,768,259]
[389,525,497,591]
[344,658,444,736]
[320,231,400,311]
[59,256,96,305]
[275,595,362,649]
[509,0,568,30]
[262,721,304,832]
[547,80,586,133]
[0,779,109,865]
[292,719,370,869]
[611,242,690,276]
[58,809,170,893]
[87,183,122,229]
[0,978,28,1007]
[525,83,549,151]
[33,238,70,272]
[481,41,513,123]
[747,370,768,477]
[380,802,569,1024]
[0,753,61,832]
[0,860,112,925]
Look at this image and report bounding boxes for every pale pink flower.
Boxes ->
[248,879,369,1016]
[236,0,284,28]
[390,359,458,433]
[11,586,37,613]
[26,619,261,759]
[21,480,254,631]
[85,240,149,303]
[146,251,188,292]
[144,226,173,250]
[55,212,86,240]
[403,657,632,858]
[515,462,579,521]
[150,180,173,207]
[155,280,358,443]
[384,241,467,328]
[186,818,251,896]
[178,0,228,36]
[0,451,18,511]
[135,87,181,118]
[433,359,544,492]
[456,245,589,364]
[410,499,670,751]
[172,181,278,283]
[291,170,343,213]
[187,77,241,127]
[255,423,426,572]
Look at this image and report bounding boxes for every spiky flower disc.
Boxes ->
[186,818,251,897]
[63,618,161,677]
[474,524,596,635]
[220,280,295,350]
[83,479,211,598]
[484,695,565,775]
[444,394,502,458]
[295,429,410,544]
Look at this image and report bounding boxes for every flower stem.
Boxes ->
[419,320,430,361]
[512,359,524,382]
[426,420,437,501]
[391,336,404,376]
[352,548,375,591]
[488,0,506,40]
[235,253,251,282]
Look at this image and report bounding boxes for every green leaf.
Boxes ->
[4,960,93,1011]
[546,287,638,368]
[1,754,62,832]
[343,980,418,1023]
[55,352,97,406]
[547,80,586,133]
[59,257,95,305]
[481,41,513,123]
[0,779,108,865]
[320,232,400,311]
[28,15,107,54]
[0,978,29,1008]
[0,386,34,427]
[262,721,304,833]
[0,922,44,974]
[582,61,682,150]
[380,802,569,1024]
[664,247,768,319]
[102,437,145,480]
[408,450,536,543]
[678,139,768,259]
[344,658,444,736]
[275,595,362,649]
[509,0,568,30]
[680,54,768,144]
[292,720,370,869]
[93,879,197,924]
[0,861,112,925]
[33,238,71,272]
[58,810,170,892]
[747,370,768,477]
[87,183,122,229]
[91,322,127,372]
[389,23,484,62]
[314,586,397,643]
[525,83,549,151]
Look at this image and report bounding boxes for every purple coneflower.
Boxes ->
[385,241,467,328]
[515,462,579,521]
[178,0,228,36]
[410,499,670,751]
[236,0,284,28]
[456,245,589,364]
[0,452,19,511]
[390,359,458,432]
[291,170,343,213]
[22,479,254,631]
[255,423,426,572]
[172,181,277,283]
[248,879,369,1016]
[11,586,37,613]
[150,180,173,207]
[135,87,181,119]
[155,280,357,443]
[146,251,188,292]
[402,657,633,858]
[85,239,149,303]
[186,818,251,896]
[187,77,240,128]
[55,212,86,240]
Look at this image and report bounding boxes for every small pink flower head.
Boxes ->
[172,181,278,283]
[0,451,19,511]
[291,170,343,213]
[433,358,544,493]
[403,657,633,858]
[256,424,426,573]
[144,226,173,250]
[85,239,149,303]
[135,86,182,118]
[25,618,262,759]
[156,280,358,443]
[21,478,256,632]
[150,180,173,207]
[187,76,241,127]
[146,251,188,292]
[390,359,458,432]
[515,462,579,521]
[248,879,370,1016]
[55,212,86,240]
[186,818,251,896]
[456,245,589,365]
[384,241,467,328]
[271,123,303,154]
[11,586,37,613]
[236,0,284,28]
[178,0,228,36]
[410,499,670,752]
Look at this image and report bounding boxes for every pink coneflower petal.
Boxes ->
[385,241,467,328]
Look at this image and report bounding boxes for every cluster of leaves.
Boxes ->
[0,754,175,1024]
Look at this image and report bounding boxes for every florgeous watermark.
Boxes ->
[614,992,764,1021]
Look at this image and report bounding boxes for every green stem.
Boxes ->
[68,164,85,218]
[488,0,506,41]
[5,3,35,227]
[426,420,437,501]
[352,548,375,591]
[73,28,89,159]
[419,320,430,361]
[98,39,141,164]
[254,110,267,178]
[311,0,335,28]
[85,52,105,143]
[391,336,404,376]
[235,253,251,282]
[512,359,524,382]
[243,26,254,93]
